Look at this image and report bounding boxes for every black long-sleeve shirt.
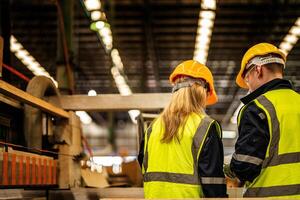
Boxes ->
[138,121,227,197]
[230,79,295,182]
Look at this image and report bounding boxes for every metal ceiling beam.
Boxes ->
[48,93,172,111]
[0,0,11,75]
[0,80,69,118]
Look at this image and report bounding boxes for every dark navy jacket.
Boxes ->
[230,79,295,182]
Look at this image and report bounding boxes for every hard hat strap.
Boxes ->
[245,55,285,70]
[243,55,285,78]
[172,77,209,93]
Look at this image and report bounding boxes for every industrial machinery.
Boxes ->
[0,76,83,189]
[0,75,161,199]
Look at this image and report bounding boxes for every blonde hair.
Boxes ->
[160,77,207,143]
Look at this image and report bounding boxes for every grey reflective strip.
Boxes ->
[201,177,226,185]
[257,95,280,155]
[245,184,300,197]
[192,116,214,171]
[232,153,263,166]
[264,152,300,167]
[257,95,300,167]
[256,95,280,168]
[147,125,153,141]
[172,78,208,93]
[256,95,299,168]
[172,81,193,93]
[143,126,152,172]
[144,172,199,185]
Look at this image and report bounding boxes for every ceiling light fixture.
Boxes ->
[76,111,92,124]
[94,21,105,29]
[83,0,140,123]
[10,35,58,87]
[193,0,216,64]
[201,0,216,10]
[91,10,102,21]
[84,0,101,11]
[110,65,140,123]
[279,17,300,55]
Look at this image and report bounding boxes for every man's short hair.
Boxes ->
[263,53,284,75]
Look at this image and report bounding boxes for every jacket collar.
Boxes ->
[241,78,294,104]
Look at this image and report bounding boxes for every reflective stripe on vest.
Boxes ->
[257,95,280,167]
[263,152,300,167]
[201,177,226,185]
[243,94,300,197]
[143,116,225,185]
[245,184,300,197]
[144,172,198,184]
[232,153,263,166]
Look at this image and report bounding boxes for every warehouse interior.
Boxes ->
[0,0,300,199]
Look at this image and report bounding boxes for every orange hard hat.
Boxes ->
[169,60,218,105]
[236,43,286,89]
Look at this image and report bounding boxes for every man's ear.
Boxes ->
[257,65,263,78]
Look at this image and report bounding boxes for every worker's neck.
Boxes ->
[261,73,283,86]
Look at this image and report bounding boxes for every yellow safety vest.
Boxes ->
[143,113,223,198]
[238,89,300,198]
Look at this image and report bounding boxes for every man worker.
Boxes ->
[227,43,300,197]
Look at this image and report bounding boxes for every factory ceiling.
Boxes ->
[4,0,300,125]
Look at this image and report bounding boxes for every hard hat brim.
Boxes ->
[207,90,218,105]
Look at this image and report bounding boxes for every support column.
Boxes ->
[56,0,75,94]
[108,112,116,152]
[58,111,82,188]
[0,37,3,78]
[0,0,11,80]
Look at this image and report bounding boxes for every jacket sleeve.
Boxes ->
[198,122,228,197]
[138,136,144,168]
[230,103,270,182]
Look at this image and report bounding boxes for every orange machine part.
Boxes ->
[11,154,16,185]
[25,156,30,185]
[43,159,47,185]
[31,157,36,185]
[53,160,57,184]
[2,152,8,185]
[18,155,24,185]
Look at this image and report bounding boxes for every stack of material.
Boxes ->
[81,168,109,188]
[106,160,143,187]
